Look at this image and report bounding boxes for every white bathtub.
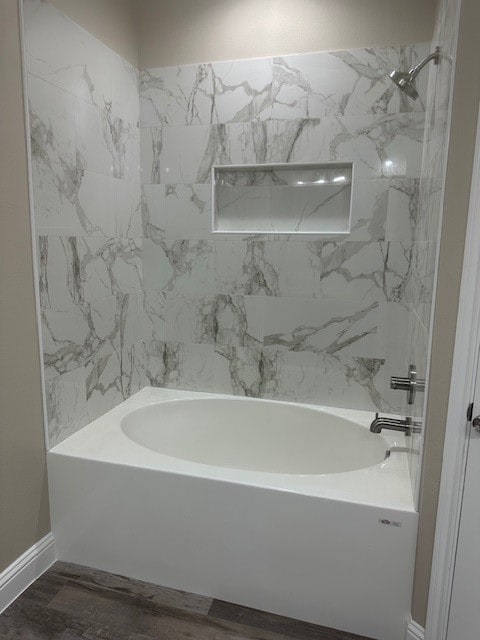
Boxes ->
[48,387,418,640]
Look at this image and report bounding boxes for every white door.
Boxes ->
[447,367,480,638]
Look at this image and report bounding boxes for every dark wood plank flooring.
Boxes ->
[0,562,375,640]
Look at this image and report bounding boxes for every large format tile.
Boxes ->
[319,241,411,303]
[46,367,88,447]
[140,68,165,126]
[143,340,214,392]
[143,238,214,294]
[265,114,425,179]
[214,241,280,296]
[166,184,212,240]
[142,184,166,238]
[161,113,424,186]
[263,298,381,358]
[271,44,429,121]
[24,0,112,108]
[166,294,264,348]
[76,237,143,302]
[164,57,273,126]
[110,53,139,124]
[28,73,76,167]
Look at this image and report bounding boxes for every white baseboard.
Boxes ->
[0,533,56,614]
[406,616,425,640]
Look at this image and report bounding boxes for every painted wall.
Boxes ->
[50,0,138,67]
[411,0,480,625]
[24,0,143,446]
[0,0,50,571]
[138,0,437,68]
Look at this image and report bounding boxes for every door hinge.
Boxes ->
[467,402,474,422]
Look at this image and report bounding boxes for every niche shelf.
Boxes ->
[212,162,354,235]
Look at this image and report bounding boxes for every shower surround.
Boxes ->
[24,0,432,447]
[139,46,429,418]
[24,0,143,446]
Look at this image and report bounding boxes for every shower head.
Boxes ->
[389,69,420,100]
[389,46,443,100]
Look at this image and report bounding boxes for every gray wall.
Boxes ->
[138,0,437,67]
[50,0,138,66]
[0,0,50,572]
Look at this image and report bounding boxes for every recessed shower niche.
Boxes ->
[212,162,353,235]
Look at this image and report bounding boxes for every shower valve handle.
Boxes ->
[390,364,426,405]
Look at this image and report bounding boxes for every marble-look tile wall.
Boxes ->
[139,44,431,414]
[24,0,440,449]
[403,0,460,501]
[24,0,143,446]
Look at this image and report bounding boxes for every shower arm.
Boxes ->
[408,46,449,80]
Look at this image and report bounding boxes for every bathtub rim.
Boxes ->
[49,386,416,513]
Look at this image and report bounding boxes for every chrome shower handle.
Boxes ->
[390,364,426,405]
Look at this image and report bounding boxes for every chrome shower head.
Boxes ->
[389,69,419,100]
[389,46,444,101]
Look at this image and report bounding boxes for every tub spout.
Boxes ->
[370,413,421,435]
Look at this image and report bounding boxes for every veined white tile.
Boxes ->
[161,123,264,184]
[142,184,166,238]
[46,366,88,447]
[41,303,92,378]
[24,0,112,108]
[114,177,142,237]
[166,184,212,240]
[164,64,215,126]
[75,98,114,176]
[140,68,165,126]
[385,178,419,242]
[214,241,280,296]
[143,238,214,294]
[215,185,272,232]
[270,241,322,298]
[28,73,76,167]
[271,44,430,121]
[165,295,214,344]
[76,237,143,302]
[86,340,123,422]
[266,113,425,179]
[319,241,411,302]
[38,236,80,310]
[165,294,263,348]
[272,48,398,120]
[263,297,381,358]
[164,58,272,126]
[32,159,118,238]
[140,126,163,184]
[214,345,276,397]
[32,157,83,236]
[143,290,167,342]
[89,296,117,341]
[77,170,116,236]
[315,354,391,412]
[116,292,144,348]
[110,53,139,124]
[346,179,388,240]
[377,302,410,379]
[144,340,214,392]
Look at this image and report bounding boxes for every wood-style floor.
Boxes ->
[0,562,375,640]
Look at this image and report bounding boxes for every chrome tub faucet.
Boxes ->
[370,414,422,435]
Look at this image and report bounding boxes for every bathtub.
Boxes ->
[48,387,418,640]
